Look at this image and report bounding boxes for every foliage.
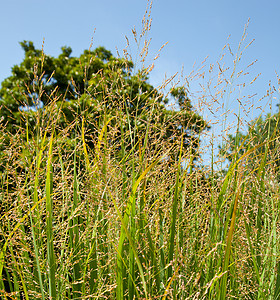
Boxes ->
[0,41,208,162]
[220,110,280,178]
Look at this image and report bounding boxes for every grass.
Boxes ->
[0,3,280,299]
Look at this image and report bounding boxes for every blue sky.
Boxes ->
[1,0,280,165]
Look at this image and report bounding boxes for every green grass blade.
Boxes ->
[0,195,46,295]
[69,151,83,298]
[167,135,184,280]
[111,191,148,299]
[219,178,242,299]
[45,133,57,299]
[274,261,280,300]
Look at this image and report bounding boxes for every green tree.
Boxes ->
[0,41,209,164]
[220,110,280,178]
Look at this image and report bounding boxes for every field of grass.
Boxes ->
[0,6,280,300]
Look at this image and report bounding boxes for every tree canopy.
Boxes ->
[220,109,280,179]
[0,41,209,166]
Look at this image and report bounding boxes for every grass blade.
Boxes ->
[45,133,57,299]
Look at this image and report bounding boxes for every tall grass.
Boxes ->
[1,3,280,299]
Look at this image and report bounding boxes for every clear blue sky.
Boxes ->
[1,0,280,164]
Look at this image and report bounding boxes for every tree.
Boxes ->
[220,110,280,179]
[0,41,209,167]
